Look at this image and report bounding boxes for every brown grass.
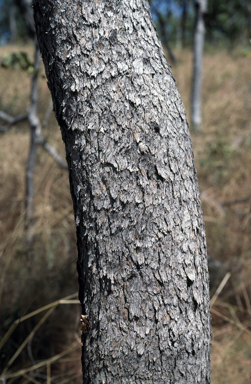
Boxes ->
[172,48,251,383]
[173,49,251,268]
[0,43,251,382]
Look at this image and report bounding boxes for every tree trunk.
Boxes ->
[15,0,35,38]
[33,0,211,382]
[181,0,188,48]
[25,40,40,247]
[9,3,17,43]
[191,0,207,131]
[150,3,177,64]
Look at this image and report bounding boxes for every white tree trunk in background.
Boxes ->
[191,0,207,131]
[9,3,17,43]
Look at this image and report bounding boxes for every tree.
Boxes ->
[191,0,207,131]
[206,0,251,44]
[8,0,17,43]
[180,0,189,48]
[0,0,34,43]
[33,0,211,382]
[149,0,177,64]
[14,0,35,38]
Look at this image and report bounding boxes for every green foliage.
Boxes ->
[207,0,250,45]
[1,51,33,71]
[149,0,250,49]
[0,0,30,44]
[1,0,249,47]
[238,47,251,57]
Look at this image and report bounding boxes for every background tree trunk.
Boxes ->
[33,0,211,382]
[9,2,17,43]
[191,0,207,131]
[149,1,177,64]
[15,0,35,38]
[181,0,188,48]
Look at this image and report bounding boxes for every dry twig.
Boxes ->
[0,111,27,131]
[210,272,231,308]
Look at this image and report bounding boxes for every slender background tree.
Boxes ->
[191,0,207,131]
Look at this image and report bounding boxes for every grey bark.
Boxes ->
[33,0,211,383]
[191,0,207,131]
[25,40,41,246]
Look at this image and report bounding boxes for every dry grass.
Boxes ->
[211,326,251,384]
[172,48,251,383]
[173,49,251,268]
[0,44,81,382]
[0,43,251,382]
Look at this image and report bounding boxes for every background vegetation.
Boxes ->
[0,0,251,382]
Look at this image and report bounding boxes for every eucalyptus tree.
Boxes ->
[33,0,211,382]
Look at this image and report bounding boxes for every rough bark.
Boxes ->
[191,0,207,131]
[33,0,211,382]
